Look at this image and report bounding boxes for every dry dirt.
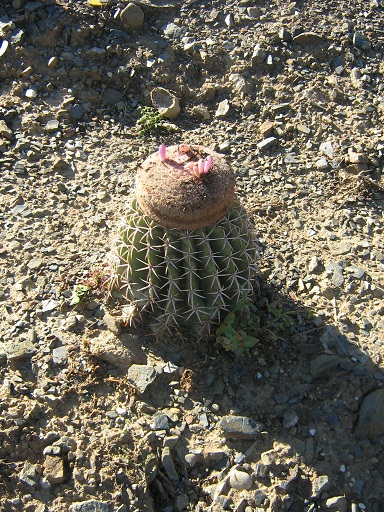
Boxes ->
[1,1,384,511]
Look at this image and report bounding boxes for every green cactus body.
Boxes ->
[108,144,259,338]
[111,197,258,337]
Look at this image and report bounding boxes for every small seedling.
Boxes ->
[216,297,302,357]
[216,297,260,357]
[136,106,164,136]
[70,284,90,305]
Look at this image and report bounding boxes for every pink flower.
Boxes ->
[159,144,167,162]
[203,155,212,173]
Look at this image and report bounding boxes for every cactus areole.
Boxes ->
[136,145,236,230]
[109,144,259,337]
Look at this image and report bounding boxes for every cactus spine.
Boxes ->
[108,145,259,337]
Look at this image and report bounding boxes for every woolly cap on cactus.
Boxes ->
[136,144,236,230]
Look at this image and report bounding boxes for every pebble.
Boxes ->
[25,88,37,98]
[311,475,330,498]
[292,32,323,45]
[228,469,253,491]
[3,339,37,362]
[257,137,277,151]
[215,99,230,118]
[161,446,179,482]
[356,389,384,439]
[45,120,59,133]
[310,354,340,378]
[68,501,111,512]
[219,415,261,439]
[325,496,348,511]
[43,455,66,484]
[120,3,144,30]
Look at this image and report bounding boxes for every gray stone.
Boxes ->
[90,332,146,370]
[252,45,267,63]
[283,410,299,429]
[152,413,170,430]
[353,32,371,50]
[325,496,348,512]
[320,141,334,157]
[69,501,112,512]
[19,461,41,488]
[52,346,67,365]
[279,27,291,42]
[345,265,365,279]
[316,157,329,170]
[311,475,330,498]
[310,354,340,378]
[228,469,253,491]
[356,389,384,440]
[71,104,84,120]
[257,137,277,151]
[45,120,59,132]
[331,265,344,287]
[331,242,351,255]
[103,313,121,335]
[127,364,158,393]
[219,415,261,439]
[120,3,144,31]
[161,446,179,482]
[163,23,182,39]
[25,1,43,12]
[308,256,324,274]
[3,339,37,362]
[150,87,180,119]
[0,120,13,140]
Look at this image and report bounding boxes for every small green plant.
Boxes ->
[216,297,260,357]
[136,106,164,136]
[216,298,301,357]
[70,284,90,305]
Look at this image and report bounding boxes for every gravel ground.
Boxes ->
[1,0,384,511]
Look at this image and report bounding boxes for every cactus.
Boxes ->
[108,144,259,337]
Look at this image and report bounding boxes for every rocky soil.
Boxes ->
[1,0,384,511]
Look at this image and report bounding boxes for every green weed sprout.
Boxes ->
[137,106,164,137]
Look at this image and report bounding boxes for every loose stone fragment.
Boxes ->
[215,99,230,118]
[127,364,158,393]
[3,339,37,362]
[90,332,146,370]
[44,455,66,484]
[356,389,384,440]
[19,462,41,488]
[120,3,144,30]
[325,496,348,512]
[310,355,340,378]
[219,415,261,439]
[69,501,112,512]
[45,120,59,132]
[161,446,179,482]
[312,475,330,498]
[0,120,13,140]
[257,137,277,151]
[228,469,253,490]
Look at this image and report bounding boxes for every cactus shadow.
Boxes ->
[141,279,384,512]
